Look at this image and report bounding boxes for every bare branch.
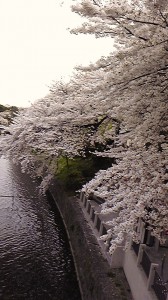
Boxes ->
[159,9,168,26]
[120,16,166,28]
[106,15,149,41]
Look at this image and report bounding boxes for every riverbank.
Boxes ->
[48,179,133,300]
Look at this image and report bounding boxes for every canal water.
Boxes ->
[0,157,81,300]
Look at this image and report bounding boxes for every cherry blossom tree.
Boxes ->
[71,0,168,252]
[0,0,167,253]
[0,78,117,190]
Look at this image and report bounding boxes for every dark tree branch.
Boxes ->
[118,65,168,87]
[93,0,100,7]
[106,15,149,41]
[159,10,168,26]
[161,83,168,92]
[120,16,166,28]
[78,115,108,130]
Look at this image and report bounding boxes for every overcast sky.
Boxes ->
[0,0,113,107]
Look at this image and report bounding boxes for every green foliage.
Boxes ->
[97,119,113,136]
[9,106,18,113]
[0,104,8,112]
[55,155,113,193]
[9,106,19,119]
[0,104,18,113]
[56,156,95,192]
[0,104,19,124]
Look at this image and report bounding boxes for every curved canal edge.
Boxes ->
[48,179,132,300]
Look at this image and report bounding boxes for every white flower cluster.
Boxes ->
[0,0,167,253]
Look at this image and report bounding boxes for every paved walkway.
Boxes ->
[76,195,134,300]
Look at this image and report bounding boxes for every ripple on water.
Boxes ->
[0,158,81,300]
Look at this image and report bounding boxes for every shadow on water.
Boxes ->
[0,158,81,300]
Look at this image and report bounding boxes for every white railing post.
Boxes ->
[90,207,95,223]
[99,222,104,236]
[137,244,146,266]
[80,191,84,202]
[89,207,93,219]
[128,236,133,250]
[166,293,168,300]
[81,193,85,206]
[85,200,90,213]
[83,194,87,208]
[147,263,159,290]
[166,291,168,300]
[94,213,98,228]
[154,238,160,252]
[140,222,146,243]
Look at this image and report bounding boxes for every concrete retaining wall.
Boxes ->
[48,179,132,300]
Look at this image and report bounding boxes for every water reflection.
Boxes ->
[0,158,81,300]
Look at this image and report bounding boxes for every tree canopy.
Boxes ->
[0,0,167,253]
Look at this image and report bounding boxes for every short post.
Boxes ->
[147,263,159,290]
[86,200,90,213]
[166,291,168,300]
[83,195,87,208]
[99,222,104,236]
[140,222,146,243]
[81,193,85,206]
[154,238,160,252]
[128,236,133,250]
[80,191,84,202]
[89,206,93,218]
[93,213,98,228]
[137,244,146,266]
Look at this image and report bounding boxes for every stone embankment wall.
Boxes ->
[48,179,132,300]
